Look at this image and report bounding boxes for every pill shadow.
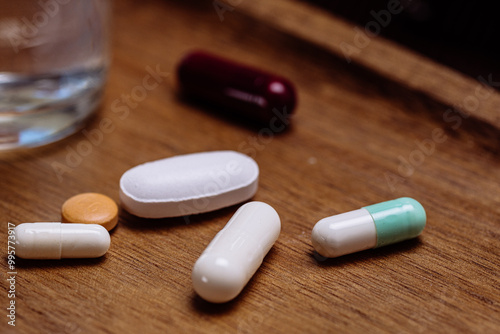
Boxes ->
[176,93,295,135]
[311,238,423,267]
[11,256,107,269]
[155,0,211,12]
[190,295,239,315]
[118,205,238,231]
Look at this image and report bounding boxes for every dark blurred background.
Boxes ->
[306,0,499,81]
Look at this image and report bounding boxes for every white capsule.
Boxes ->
[312,198,426,258]
[119,151,259,218]
[192,201,280,303]
[15,223,110,259]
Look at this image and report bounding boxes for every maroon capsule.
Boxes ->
[177,51,297,126]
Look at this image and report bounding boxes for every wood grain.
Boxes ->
[1,0,499,333]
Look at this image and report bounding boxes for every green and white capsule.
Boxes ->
[312,198,426,258]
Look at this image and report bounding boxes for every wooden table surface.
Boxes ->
[2,0,499,333]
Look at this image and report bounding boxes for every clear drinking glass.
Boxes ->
[0,0,110,150]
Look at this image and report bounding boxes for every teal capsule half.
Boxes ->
[364,197,426,248]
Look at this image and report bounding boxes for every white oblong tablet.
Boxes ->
[15,223,110,259]
[119,151,259,218]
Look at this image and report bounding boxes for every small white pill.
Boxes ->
[119,151,259,218]
[15,223,110,259]
[192,201,281,303]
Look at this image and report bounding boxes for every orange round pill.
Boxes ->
[62,193,118,231]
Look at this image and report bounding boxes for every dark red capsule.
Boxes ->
[177,51,297,126]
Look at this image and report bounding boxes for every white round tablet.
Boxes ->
[119,151,259,218]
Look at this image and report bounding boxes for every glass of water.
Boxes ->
[0,0,110,150]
